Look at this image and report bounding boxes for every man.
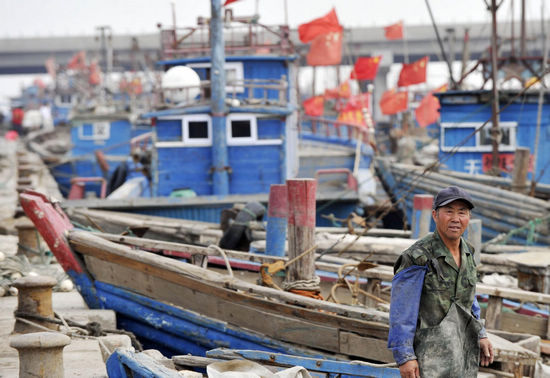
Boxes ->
[388,186,494,377]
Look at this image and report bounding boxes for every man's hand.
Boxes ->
[480,337,494,366]
[399,359,420,378]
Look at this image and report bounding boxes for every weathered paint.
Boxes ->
[266,184,288,257]
[287,179,316,228]
[206,349,401,377]
[411,194,434,239]
[106,349,182,378]
[95,281,324,358]
[436,90,550,184]
[19,191,101,308]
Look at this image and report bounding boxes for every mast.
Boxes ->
[211,0,229,195]
[530,0,548,195]
[489,0,501,174]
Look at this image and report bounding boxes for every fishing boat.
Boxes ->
[20,189,396,365]
[53,5,378,228]
[21,189,544,376]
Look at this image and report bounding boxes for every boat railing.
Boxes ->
[160,77,289,108]
[159,18,294,58]
[299,114,372,145]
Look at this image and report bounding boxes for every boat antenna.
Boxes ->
[488,0,503,176]
[424,0,458,89]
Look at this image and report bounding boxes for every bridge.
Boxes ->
[0,20,543,75]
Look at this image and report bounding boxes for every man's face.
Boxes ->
[432,200,471,241]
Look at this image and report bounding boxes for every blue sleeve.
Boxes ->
[471,296,488,339]
[388,264,427,365]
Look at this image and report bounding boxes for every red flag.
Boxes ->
[397,56,429,87]
[337,110,365,126]
[303,96,325,117]
[88,62,101,85]
[306,31,342,66]
[298,8,343,43]
[350,56,382,80]
[384,21,404,40]
[324,81,351,99]
[415,92,440,127]
[344,93,371,112]
[223,0,239,5]
[379,89,408,115]
[67,51,87,70]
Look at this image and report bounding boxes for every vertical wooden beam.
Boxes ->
[266,184,288,257]
[512,147,530,193]
[286,179,317,285]
[411,194,433,239]
[466,219,482,265]
[484,295,503,330]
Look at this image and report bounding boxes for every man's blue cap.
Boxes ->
[433,186,474,210]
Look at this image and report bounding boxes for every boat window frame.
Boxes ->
[187,62,244,94]
[77,121,111,141]
[226,114,257,145]
[155,115,212,148]
[440,121,517,152]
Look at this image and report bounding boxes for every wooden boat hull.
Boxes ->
[20,190,393,365]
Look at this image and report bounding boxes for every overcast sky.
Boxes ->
[0,0,545,38]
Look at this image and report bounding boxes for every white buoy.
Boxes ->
[10,272,22,281]
[161,66,201,104]
[0,251,5,262]
[9,286,18,296]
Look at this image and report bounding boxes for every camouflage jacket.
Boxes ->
[388,230,486,365]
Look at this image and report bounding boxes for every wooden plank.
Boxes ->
[339,332,394,363]
[218,301,340,352]
[477,283,550,305]
[71,231,388,329]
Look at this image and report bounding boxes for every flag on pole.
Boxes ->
[397,56,429,87]
[384,21,404,40]
[303,95,325,117]
[415,93,440,127]
[379,89,408,115]
[306,31,343,66]
[67,51,87,70]
[350,56,382,80]
[298,8,343,43]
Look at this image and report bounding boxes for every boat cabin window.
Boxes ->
[188,121,209,139]
[78,122,110,140]
[56,94,73,106]
[440,122,517,152]
[183,115,212,146]
[187,62,244,96]
[227,114,257,145]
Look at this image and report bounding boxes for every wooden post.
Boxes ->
[266,184,288,257]
[484,295,503,330]
[411,194,433,239]
[512,147,530,193]
[286,179,318,288]
[466,219,482,265]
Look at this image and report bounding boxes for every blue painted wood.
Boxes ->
[228,145,282,194]
[156,147,213,196]
[206,349,401,377]
[94,281,324,358]
[210,0,229,195]
[107,349,182,378]
[437,90,550,184]
[266,216,287,257]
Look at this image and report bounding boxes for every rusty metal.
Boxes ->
[10,331,71,378]
[12,276,58,334]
